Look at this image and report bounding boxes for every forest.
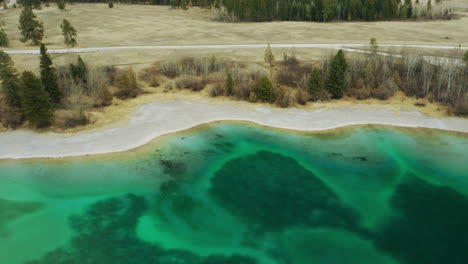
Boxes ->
[18,0,451,21]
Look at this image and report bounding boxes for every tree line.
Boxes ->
[18,0,451,22]
[219,0,452,22]
[0,46,60,127]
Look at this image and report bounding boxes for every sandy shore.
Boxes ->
[0,98,467,159]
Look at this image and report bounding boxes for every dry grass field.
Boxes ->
[1,1,467,71]
[1,2,467,50]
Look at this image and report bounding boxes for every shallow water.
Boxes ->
[0,123,468,264]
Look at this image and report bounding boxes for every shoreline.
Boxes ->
[0,97,467,160]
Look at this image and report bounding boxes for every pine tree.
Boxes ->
[70,56,87,83]
[326,50,348,99]
[264,44,275,67]
[308,67,323,100]
[370,37,379,53]
[255,76,275,102]
[20,71,54,127]
[322,0,334,21]
[18,7,44,45]
[60,19,78,47]
[39,44,62,104]
[57,0,65,10]
[226,73,233,96]
[0,51,22,110]
[0,28,9,47]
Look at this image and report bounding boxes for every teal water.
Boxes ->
[1,123,468,264]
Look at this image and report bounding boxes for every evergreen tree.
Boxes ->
[255,76,275,102]
[0,51,22,110]
[18,7,44,45]
[226,73,233,96]
[308,67,323,100]
[322,0,334,21]
[264,44,275,67]
[60,19,78,47]
[39,44,62,104]
[0,29,9,47]
[326,50,348,99]
[57,0,66,10]
[70,56,87,84]
[463,51,468,64]
[20,71,54,127]
[370,37,379,54]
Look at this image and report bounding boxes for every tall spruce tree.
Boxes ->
[18,7,44,45]
[0,28,9,47]
[326,50,348,99]
[20,71,54,127]
[60,19,78,47]
[57,0,66,10]
[308,67,323,100]
[39,44,62,104]
[255,76,275,102]
[226,73,233,96]
[264,44,275,67]
[0,51,22,110]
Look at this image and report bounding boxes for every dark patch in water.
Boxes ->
[26,194,259,264]
[330,152,343,156]
[213,142,235,153]
[209,151,360,232]
[374,177,468,264]
[0,199,43,236]
[352,156,368,162]
[160,159,186,178]
[215,134,224,138]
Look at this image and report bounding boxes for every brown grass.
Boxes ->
[1,3,467,51]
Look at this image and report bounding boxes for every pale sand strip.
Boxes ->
[0,99,467,159]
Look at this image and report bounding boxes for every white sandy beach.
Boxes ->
[0,98,467,159]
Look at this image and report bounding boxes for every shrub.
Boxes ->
[93,86,113,107]
[450,101,468,116]
[159,56,231,78]
[149,75,160,87]
[255,77,275,102]
[276,87,294,108]
[55,109,90,129]
[295,89,309,105]
[0,109,24,128]
[348,86,371,100]
[115,67,140,99]
[175,75,207,91]
[248,92,257,103]
[209,83,225,97]
[371,78,397,100]
[164,81,173,91]
[277,64,311,88]
[282,53,299,67]
[234,83,255,99]
[314,89,331,101]
[108,2,114,8]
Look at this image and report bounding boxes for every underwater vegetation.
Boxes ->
[209,151,360,233]
[2,124,468,264]
[25,194,258,264]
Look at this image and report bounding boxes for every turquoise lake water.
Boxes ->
[0,123,468,264]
